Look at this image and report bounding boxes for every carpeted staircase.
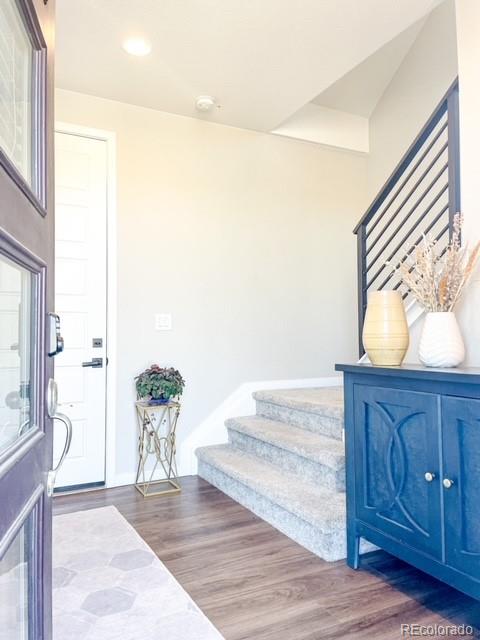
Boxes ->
[196,386,353,562]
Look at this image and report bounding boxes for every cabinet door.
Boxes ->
[354,385,442,559]
[442,397,480,577]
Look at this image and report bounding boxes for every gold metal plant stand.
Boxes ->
[134,400,181,497]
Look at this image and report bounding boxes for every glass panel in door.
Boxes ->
[0,0,33,186]
[0,254,35,456]
[0,512,33,640]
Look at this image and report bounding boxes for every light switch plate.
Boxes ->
[155,313,172,331]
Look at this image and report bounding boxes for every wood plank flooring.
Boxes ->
[53,476,480,639]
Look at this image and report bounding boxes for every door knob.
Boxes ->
[443,478,454,489]
[424,472,436,482]
[82,357,103,368]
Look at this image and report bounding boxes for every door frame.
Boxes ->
[54,122,117,488]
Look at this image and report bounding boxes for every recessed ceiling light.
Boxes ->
[122,37,152,57]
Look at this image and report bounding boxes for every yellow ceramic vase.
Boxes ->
[362,290,409,366]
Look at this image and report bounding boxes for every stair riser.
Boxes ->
[255,400,343,440]
[228,428,345,492]
[198,459,347,561]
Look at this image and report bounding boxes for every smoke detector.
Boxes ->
[195,95,217,112]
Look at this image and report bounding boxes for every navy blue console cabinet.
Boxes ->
[335,363,480,601]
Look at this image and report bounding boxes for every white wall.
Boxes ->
[365,0,459,365]
[367,0,458,199]
[454,0,480,365]
[55,89,367,481]
[366,0,480,366]
[272,103,369,153]
[366,0,480,367]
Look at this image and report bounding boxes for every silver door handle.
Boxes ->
[82,357,103,368]
[46,379,73,496]
[47,412,73,497]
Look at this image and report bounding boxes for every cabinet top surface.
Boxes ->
[335,362,480,383]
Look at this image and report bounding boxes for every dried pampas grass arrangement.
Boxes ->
[395,214,480,313]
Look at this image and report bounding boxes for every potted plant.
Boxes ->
[135,364,185,404]
[397,214,480,367]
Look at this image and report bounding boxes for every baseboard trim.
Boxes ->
[54,481,105,494]
[108,376,342,484]
[181,375,342,476]
[107,472,136,488]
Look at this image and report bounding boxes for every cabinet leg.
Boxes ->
[347,531,360,570]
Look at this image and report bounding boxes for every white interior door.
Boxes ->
[54,131,107,488]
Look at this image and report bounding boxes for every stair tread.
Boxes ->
[254,387,344,420]
[226,415,344,469]
[196,444,345,532]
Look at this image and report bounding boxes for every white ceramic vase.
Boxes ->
[362,290,409,366]
[418,311,465,368]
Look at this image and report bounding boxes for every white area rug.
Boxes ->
[53,506,224,640]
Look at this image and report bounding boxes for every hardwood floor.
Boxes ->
[53,476,480,639]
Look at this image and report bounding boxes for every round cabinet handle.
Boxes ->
[443,478,454,489]
[424,472,436,482]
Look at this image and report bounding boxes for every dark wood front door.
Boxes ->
[0,0,55,638]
